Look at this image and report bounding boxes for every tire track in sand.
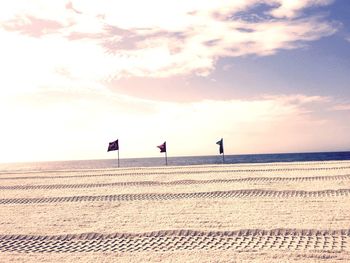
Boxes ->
[1,160,349,176]
[1,174,349,191]
[0,228,349,253]
[0,166,349,181]
[0,189,349,205]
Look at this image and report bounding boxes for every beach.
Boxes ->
[1,161,350,262]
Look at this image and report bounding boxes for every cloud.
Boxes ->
[331,104,350,111]
[2,15,64,37]
[269,0,335,18]
[0,0,338,89]
[263,94,330,104]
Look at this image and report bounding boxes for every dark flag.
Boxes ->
[157,141,166,153]
[107,139,119,152]
[216,138,224,154]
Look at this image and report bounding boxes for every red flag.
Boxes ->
[107,139,119,152]
[157,142,166,153]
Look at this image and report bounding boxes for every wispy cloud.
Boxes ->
[2,15,64,37]
[0,0,338,92]
[331,104,350,111]
[269,0,335,18]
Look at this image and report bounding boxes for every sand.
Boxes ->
[0,160,350,262]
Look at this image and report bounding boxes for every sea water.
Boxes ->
[0,151,349,173]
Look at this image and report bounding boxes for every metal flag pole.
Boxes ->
[108,139,120,168]
[222,139,225,164]
[118,149,120,168]
[157,141,167,166]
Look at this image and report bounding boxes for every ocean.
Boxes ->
[0,151,350,173]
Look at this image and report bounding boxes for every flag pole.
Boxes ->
[157,141,167,166]
[118,149,120,168]
[222,138,225,163]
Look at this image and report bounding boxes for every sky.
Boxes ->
[0,0,350,163]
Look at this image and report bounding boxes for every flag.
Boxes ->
[157,141,166,153]
[107,139,119,152]
[216,138,224,154]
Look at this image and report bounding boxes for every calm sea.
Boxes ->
[0,151,350,173]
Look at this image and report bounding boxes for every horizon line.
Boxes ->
[1,150,349,165]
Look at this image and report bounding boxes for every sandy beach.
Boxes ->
[1,160,350,262]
